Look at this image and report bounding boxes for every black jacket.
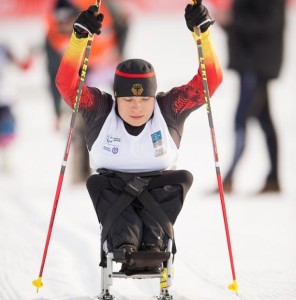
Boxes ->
[226,0,285,79]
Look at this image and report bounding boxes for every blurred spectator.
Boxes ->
[215,0,285,194]
[0,44,32,172]
[45,0,80,131]
[45,0,129,183]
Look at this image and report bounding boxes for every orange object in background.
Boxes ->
[73,0,118,67]
[45,0,117,68]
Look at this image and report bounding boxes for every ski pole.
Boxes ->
[32,0,102,292]
[191,0,239,294]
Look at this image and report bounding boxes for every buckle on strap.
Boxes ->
[124,176,150,197]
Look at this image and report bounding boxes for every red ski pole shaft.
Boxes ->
[32,1,101,292]
[191,0,238,294]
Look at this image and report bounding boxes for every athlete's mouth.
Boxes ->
[130,115,144,118]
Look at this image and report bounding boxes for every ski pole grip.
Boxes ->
[193,25,202,37]
[190,0,202,37]
[73,0,102,38]
[95,0,102,16]
[92,0,101,17]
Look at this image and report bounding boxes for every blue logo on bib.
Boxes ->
[112,147,119,154]
[151,130,163,148]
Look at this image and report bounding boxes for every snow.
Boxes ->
[1,6,296,300]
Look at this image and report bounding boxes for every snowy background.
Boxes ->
[0,3,296,300]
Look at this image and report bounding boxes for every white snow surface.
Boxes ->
[0,7,296,300]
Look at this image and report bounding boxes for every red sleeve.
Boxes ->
[157,30,223,147]
[171,30,223,115]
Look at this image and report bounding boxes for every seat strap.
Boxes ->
[95,169,192,254]
[137,189,175,251]
[100,176,152,244]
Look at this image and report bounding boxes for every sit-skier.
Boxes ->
[56,1,222,275]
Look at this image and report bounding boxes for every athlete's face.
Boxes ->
[117,96,155,127]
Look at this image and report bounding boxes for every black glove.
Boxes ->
[185,1,214,33]
[73,5,104,38]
